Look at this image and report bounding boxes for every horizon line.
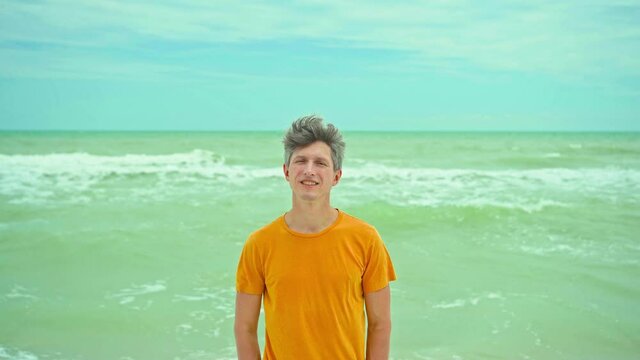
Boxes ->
[1,129,639,134]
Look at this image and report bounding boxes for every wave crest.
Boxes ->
[1,151,638,208]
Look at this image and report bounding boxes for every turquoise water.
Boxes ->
[1,131,639,359]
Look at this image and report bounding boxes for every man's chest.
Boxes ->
[263,239,367,301]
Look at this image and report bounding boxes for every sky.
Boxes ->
[1,0,639,131]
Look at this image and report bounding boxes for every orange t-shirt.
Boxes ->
[236,210,397,360]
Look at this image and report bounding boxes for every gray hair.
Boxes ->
[283,115,345,171]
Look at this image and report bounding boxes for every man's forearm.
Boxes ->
[366,322,391,360]
[235,329,261,360]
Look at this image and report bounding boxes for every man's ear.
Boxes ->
[283,164,289,180]
[333,169,343,185]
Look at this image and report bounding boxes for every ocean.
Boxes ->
[1,131,638,359]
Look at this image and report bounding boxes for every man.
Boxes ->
[234,115,396,359]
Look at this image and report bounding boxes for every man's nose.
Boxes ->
[303,162,315,175]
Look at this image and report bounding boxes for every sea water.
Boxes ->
[0,131,638,359]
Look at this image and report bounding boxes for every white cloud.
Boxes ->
[1,0,639,82]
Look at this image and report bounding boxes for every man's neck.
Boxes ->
[284,201,339,234]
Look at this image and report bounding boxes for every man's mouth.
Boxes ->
[300,180,319,186]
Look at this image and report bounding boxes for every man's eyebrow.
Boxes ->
[294,155,330,161]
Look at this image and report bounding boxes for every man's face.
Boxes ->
[283,141,342,202]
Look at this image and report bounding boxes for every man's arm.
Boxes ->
[364,285,392,360]
[234,292,262,360]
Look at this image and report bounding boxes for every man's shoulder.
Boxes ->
[339,211,379,236]
[246,215,284,243]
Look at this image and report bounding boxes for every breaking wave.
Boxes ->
[1,150,638,208]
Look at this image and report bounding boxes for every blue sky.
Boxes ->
[1,0,639,131]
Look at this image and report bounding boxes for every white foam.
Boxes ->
[106,280,166,307]
[189,310,210,321]
[432,292,505,310]
[518,244,592,258]
[432,299,466,309]
[1,152,638,208]
[0,150,281,204]
[174,294,213,302]
[4,286,38,301]
[337,163,640,210]
[173,287,234,306]
[0,346,39,360]
[176,323,194,335]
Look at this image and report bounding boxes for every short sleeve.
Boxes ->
[236,235,265,295]
[362,229,397,293]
